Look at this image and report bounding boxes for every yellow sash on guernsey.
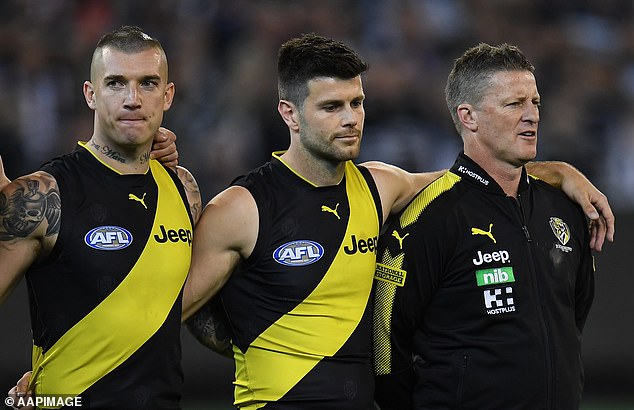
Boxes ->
[29,159,191,407]
[234,161,379,409]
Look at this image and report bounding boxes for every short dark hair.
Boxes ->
[277,33,368,106]
[91,26,167,79]
[445,43,535,131]
[95,25,163,54]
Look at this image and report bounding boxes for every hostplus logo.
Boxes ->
[475,266,516,316]
[483,287,515,315]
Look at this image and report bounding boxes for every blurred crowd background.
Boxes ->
[2,0,634,208]
[1,0,633,408]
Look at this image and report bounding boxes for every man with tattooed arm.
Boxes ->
[0,26,199,409]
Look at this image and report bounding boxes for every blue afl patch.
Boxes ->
[273,240,324,266]
[84,226,133,250]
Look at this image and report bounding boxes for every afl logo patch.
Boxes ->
[273,240,324,266]
[84,226,133,250]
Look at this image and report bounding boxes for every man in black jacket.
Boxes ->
[373,43,596,409]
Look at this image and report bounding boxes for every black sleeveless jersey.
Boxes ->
[222,153,382,409]
[26,143,192,409]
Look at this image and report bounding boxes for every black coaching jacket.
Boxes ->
[373,153,595,410]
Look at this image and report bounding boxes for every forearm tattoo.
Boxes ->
[185,298,233,358]
[0,178,61,240]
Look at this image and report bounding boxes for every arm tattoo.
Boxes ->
[0,178,61,240]
[178,168,202,223]
[185,297,233,358]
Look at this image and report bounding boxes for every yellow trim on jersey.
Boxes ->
[373,171,460,375]
[77,141,151,175]
[272,151,345,187]
[29,160,191,407]
[234,161,378,408]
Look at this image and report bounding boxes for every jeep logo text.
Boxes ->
[472,250,510,265]
[344,234,378,255]
[154,225,192,246]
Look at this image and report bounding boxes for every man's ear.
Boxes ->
[278,99,300,133]
[163,82,175,111]
[83,81,97,110]
[457,103,478,132]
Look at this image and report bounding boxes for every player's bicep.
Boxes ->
[0,172,59,304]
[182,186,258,319]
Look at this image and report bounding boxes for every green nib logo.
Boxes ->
[475,267,515,286]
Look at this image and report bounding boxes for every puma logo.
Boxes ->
[321,203,340,219]
[392,230,409,250]
[471,223,496,243]
[128,193,147,209]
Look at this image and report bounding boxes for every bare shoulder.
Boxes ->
[175,166,202,224]
[207,185,255,209]
[0,171,60,246]
[197,185,258,258]
[359,160,401,174]
[0,171,60,302]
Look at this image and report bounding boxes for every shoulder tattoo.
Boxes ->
[0,176,61,240]
[177,168,202,223]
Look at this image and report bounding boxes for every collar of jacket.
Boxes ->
[450,151,530,196]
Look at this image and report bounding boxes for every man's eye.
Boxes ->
[107,81,124,88]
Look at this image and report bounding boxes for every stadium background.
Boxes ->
[0,1,632,408]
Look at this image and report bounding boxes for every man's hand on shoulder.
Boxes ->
[558,164,615,251]
[151,127,179,170]
[527,161,615,251]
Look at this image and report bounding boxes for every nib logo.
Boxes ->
[475,267,515,286]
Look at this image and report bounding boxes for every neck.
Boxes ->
[477,161,522,197]
[465,150,522,197]
[492,168,522,197]
[86,137,152,174]
[278,149,345,187]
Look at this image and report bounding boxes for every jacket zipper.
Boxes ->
[515,193,553,409]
